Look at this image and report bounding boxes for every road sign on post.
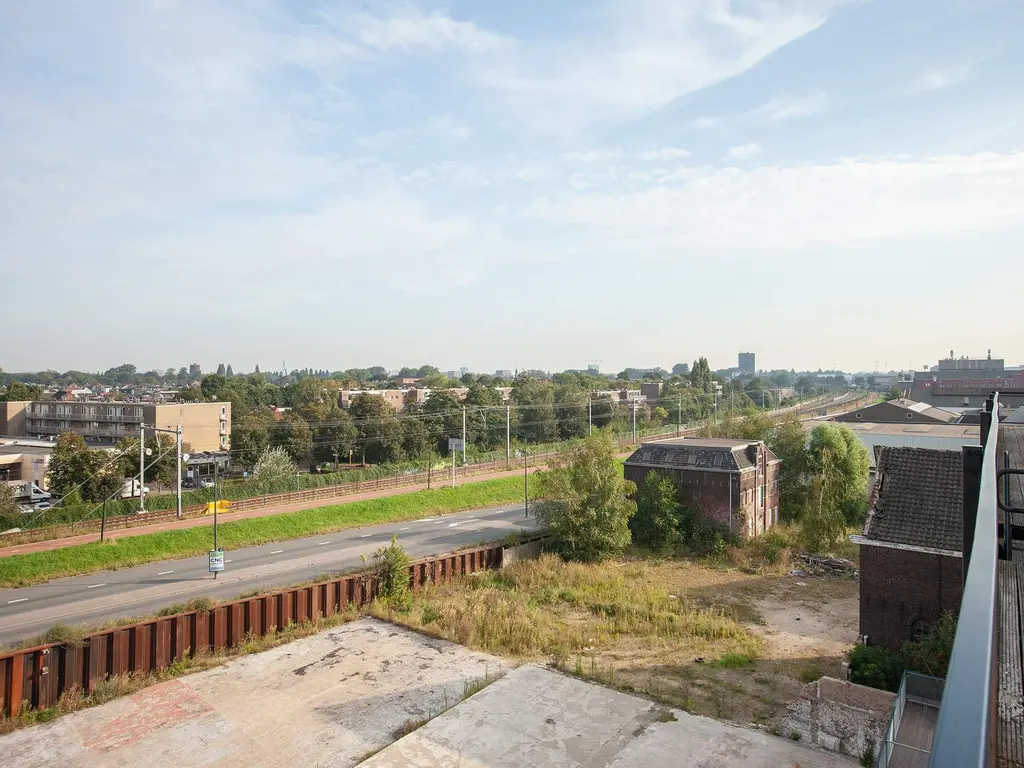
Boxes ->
[448,438,465,452]
[209,549,225,573]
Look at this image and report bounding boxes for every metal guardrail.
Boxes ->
[878,672,946,768]
[928,393,1000,767]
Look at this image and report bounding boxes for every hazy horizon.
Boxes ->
[3,1,1022,375]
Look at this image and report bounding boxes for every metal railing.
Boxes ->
[878,672,945,768]
[928,393,1001,767]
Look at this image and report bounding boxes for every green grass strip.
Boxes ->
[0,474,534,589]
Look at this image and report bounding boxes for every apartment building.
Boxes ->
[6,401,230,452]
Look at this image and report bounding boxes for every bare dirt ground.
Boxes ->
[593,565,859,730]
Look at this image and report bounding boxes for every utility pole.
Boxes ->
[138,424,146,513]
[631,399,637,444]
[524,449,528,517]
[175,424,183,519]
[677,397,682,437]
[451,446,456,488]
[462,407,467,465]
[506,405,511,469]
[588,397,593,436]
[212,459,220,579]
[714,392,718,427]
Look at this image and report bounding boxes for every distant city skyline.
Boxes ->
[2,2,1021,374]
[4,347,1017,379]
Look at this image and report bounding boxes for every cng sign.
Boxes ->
[208,549,225,573]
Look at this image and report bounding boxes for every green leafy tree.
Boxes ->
[463,384,504,449]
[631,470,681,554]
[553,383,589,440]
[0,484,21,529]
[252,446,298,490]
[1,380,43,401]
[200,374,227,400]
[800,423,871,549]
[672,362,690,376]
[511,374,557,444]
[421,389,465,454]
[312,405,356,464]
[533,432,637,562]
[767,414,810,522]
[691,357,714,393]
[399,413,433,460]
[884,384,903,401]
[216,363,226,376]
[349,394,404,464]
[233,409,275,469]
[807,422,871,525]
[270,411,313,463]
[47,432,123,502]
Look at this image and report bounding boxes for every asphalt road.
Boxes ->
[0,505,538,645]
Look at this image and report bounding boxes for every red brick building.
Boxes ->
[624,438,781,539]
[853,446,963,650]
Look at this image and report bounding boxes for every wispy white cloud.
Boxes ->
[917,62,975,92]
[561,149,624,163]
[640,147,690,161]
[727,143,762,160]
[474,0,840,132]
[750,93,827,122]
[354,6,508,54]
[524,152,1024,252]
[689,117,722,130]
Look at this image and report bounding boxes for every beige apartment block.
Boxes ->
[10,401,230,452]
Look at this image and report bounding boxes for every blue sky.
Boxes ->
[2,0,1023,375]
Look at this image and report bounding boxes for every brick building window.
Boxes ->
[911,619,930,640]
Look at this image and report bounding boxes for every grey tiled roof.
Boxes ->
[626,439,778,472]
[864,446,962,552]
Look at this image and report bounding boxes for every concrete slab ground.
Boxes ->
[0,618,510,768]
[363,665,858,768]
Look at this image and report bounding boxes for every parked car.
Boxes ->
[182,477,198,489]
[199,477,216,489]
[33,500,56,511]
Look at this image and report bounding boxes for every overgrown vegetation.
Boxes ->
[631,471,682,555]
[0,473,536,588]
[533,432,637,562]
[370,554,761,664]
[366,535,411,611]
[848,612,957,691]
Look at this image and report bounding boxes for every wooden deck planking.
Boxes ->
[888,702,938,768]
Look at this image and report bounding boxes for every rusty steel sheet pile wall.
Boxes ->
[0,538,531,719]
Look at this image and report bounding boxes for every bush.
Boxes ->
[848,612,957,692]
[748,529,792,566]
[368,536,411,611]
[631,471,681,555]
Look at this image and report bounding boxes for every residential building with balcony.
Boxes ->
[9,401,230,452]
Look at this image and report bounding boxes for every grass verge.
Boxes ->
[0,474,535,589]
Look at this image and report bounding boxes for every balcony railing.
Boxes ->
[928,392,1004,767]
[877,672,945,768]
